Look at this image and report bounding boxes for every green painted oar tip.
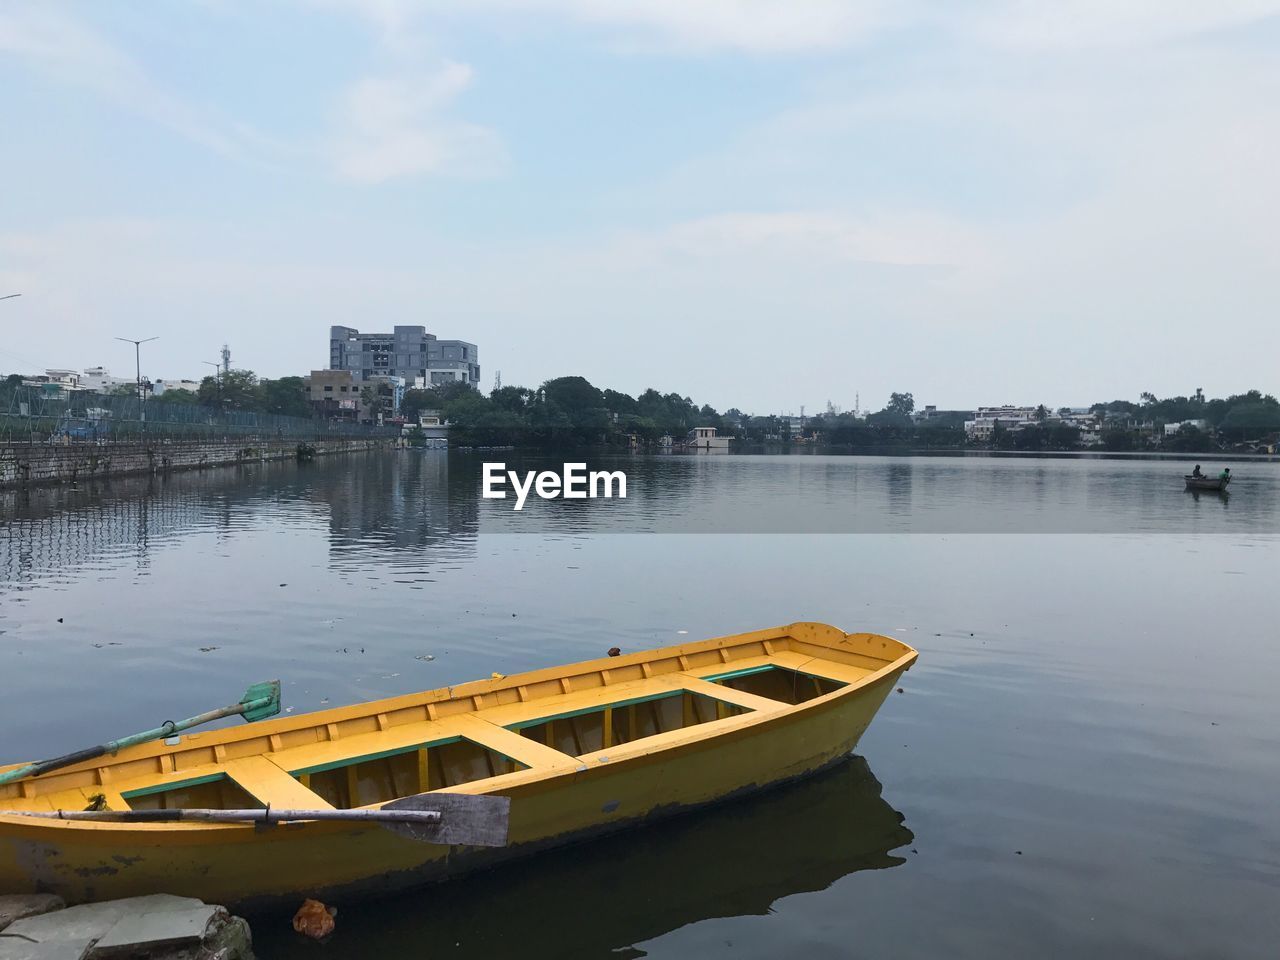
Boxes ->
[240,680,282,723]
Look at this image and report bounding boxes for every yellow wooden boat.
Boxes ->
[0,622,916,908]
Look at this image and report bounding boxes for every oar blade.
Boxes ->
[382,793,510,847]
[240,680,281,723]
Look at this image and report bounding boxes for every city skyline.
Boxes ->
[2,2,1278,411]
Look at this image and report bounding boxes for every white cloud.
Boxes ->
[652,212,992,270]
[328,61,504,182]
[0,6,238,155]
[970,0,1280,50]
[1,4,500,183]
[314,0,1280,55]
[314,0,903,53]
[504,0,901,54]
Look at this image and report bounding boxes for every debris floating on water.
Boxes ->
[292,898,336,939]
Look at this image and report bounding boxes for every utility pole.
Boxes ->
[202,361,223,410]
[114,336,158,428]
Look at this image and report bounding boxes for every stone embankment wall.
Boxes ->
[0,438,392,488]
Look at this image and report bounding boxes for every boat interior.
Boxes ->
[0,624,914,820]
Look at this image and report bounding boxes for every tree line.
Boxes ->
[6,368,1277,451]
[411,380,1279,451]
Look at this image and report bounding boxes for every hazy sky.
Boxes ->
[2,2,1278,413]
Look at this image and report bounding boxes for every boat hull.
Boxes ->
[1184,475,1229,491]
[0,624,914,907]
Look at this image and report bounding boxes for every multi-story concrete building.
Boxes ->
[328,325,480,389]
[964,405,1039,441]
[308,369,360,419]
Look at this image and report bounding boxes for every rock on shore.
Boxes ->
[0,893,252,960]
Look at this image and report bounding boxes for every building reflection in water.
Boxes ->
[0,452,482,594]
[253,755,914,960]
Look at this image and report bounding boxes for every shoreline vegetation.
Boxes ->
[6,371,1278,455]
[404,378,1279,455]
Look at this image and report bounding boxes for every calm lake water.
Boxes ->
[2,451,1278,958]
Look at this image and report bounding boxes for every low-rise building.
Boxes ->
[964,405,1039,440]
[403,409,449,443]
[365,374,407,417]
[779,414,806,436]
[684,426,731,452]
[23,369,90,399]
[152,379,200,396]
[912,405,969,425]
[1164,419,1210,437]
[307,369,359,419]
[79,367,137,394]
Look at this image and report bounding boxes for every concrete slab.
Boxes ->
[88,905,223,959]
[3,896,203,943]
[0,938,93,960]
[0,895,66,933]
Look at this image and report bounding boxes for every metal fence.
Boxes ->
[0,385,399,443]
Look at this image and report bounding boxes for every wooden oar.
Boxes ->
[6,793,511,847]
[0,681,282,787]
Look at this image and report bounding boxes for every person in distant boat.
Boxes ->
[1219,467,1231,481]
[1192,464,1203,478]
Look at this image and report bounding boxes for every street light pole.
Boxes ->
[115,336,158,431]
[202,361,222,411]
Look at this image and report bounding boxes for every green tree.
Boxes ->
[1101,428,1135,451]
[1164,425,1216,453]
[198,370,259,410]
[490,386,535,413]
[156,389,199,406]
[541,376,610,443]
[259,376,311,418]
[1218,401,1280,441]
[886,392,915,416]
[432,380,476,403]
[602,389,638,415]
[359,385,377,421]
[400,388,435,421]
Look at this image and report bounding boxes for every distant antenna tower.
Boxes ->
[855,392,860,416]
[220,344,231,374]
[494,370,502,391]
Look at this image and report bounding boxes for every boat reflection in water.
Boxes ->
[255,755,912,959]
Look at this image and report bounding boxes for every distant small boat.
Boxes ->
[1185,475,1230,491]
